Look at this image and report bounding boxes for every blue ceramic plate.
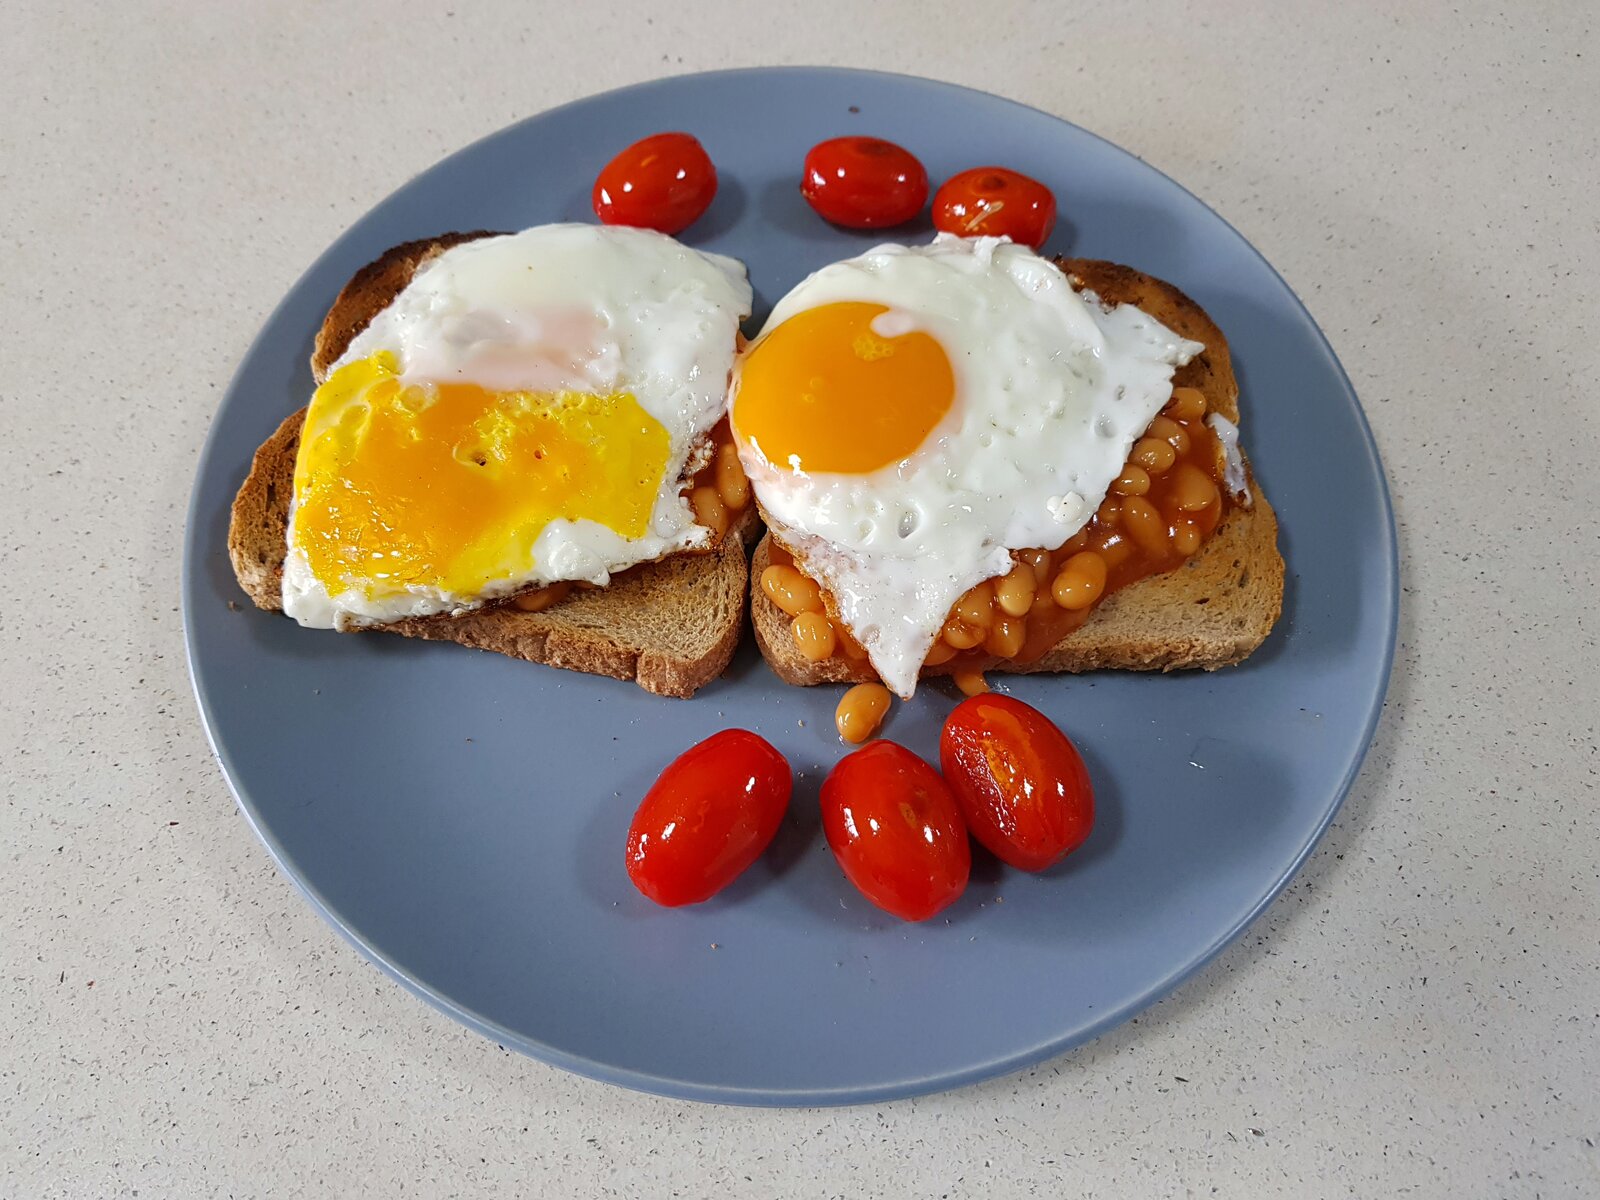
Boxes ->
[185,68,1395,1105]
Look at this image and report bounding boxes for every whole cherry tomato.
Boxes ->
[800,136,929,229]
[939,694,1093,871]
[625,729,791,906]
[820,741,970,921]
[593,132,718,235]
[931,167,1057,249]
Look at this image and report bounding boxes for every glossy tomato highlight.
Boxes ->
[932,167,1057,249]
[939,694,1093,871]
[625,729,791,906]
[820,741,970,921]
[593,132,718,234]
[800,136,928,229]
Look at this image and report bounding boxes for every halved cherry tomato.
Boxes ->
[939,694,1093,871]
[820,741,970,921]
[625,729,791,906]
[801,136,928,229]
[931,167,1057,249]
[593,132,718,234]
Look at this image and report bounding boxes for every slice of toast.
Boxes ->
[228,232,753,699]
[750,258,1284,687]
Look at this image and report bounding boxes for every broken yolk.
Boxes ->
[732,302,954,475]
[291,352,671,600]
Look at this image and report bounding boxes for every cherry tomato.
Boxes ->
[931,167,1057,249]
[800,136,929,229]
[625,729,791,906]
[820,741,970,921]
[593,132,718,235]
[939,694,1093,871]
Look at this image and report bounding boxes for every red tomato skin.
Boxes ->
[593,132,718,234]
[800,136,929,229]
[939,694,1093,872]
[931,167,1057,249]
[820,741,971,922]
[626,730,791,906]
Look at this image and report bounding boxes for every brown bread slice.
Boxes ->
[749,258,1285,687]
[228,233,753,699]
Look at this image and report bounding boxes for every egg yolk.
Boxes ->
[291,352,671,600]
[732,301,954,474]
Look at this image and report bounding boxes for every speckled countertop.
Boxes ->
[3,2,1596,1195]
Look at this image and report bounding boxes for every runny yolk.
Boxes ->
[291,352,671,600]
[732,301,954,475]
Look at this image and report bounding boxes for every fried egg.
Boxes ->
[731,235,1203,697]
[282,224,751,629]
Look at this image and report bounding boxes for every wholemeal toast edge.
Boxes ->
[749,257,1285,688]
[228,232,755,699]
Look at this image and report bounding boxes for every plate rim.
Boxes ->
[182,64,1399,1107]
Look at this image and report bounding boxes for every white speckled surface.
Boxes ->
[3,1,1596,1194]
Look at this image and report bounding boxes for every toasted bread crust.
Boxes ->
[227,407,304,612]
[750,258,1284,688]
[228,232,752,699]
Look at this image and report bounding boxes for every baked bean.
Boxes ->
[1112,464,1151,496]
[1096,498,1122,527]
[689,485,729,536]
[1147,415,1190,455]
[1172,520,1202,557]
[924,639,958,666]
[1170,463,1220,514]
[953,668,990,697]
[1019,547,1053,588]
[714,442,749,510]
[1122,497,1168,555]
[994,563,1036,617]
[792,611,837,661]
[512,581,571,613]
[954,580,995,630]
[1101,538,1135,569]
[1062,530,1090,555]
[760,564,823,616]
[985,615,1026,659]
[834,620,869,659]
[941,618,983,651]
[1131,437,1177,474]
[1165,386,1206,421]
[835,683,892,744]
[1051,551,1107,610]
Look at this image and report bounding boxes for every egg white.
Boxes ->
[735,235,1203,697]
[282,224,751,629]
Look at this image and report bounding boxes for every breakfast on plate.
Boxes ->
[738,235,1284,743]
[228,222,758,698]
[226,127,1284,921]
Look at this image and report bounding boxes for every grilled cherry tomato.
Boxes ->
[820,741,970,921]
[939,694,1093,871]
[593,132,718,234]
[800,136,929,229]
[625,729,791,906]
[931,167,1057,249]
